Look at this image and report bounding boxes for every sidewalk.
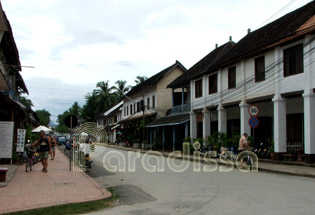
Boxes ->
[105,144,315,179]
[0,148,111,214]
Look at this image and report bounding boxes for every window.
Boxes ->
[134,103,136,113]
[147,97,150,110]
[114,115,117,123]
[195,79,203,98]
[137,101,141,112]
[228,67,236,89]
[127,106,129,115]
[283,43,303,77]
[255,56,265,82]
[152,96,155,108]
[130,105,133,115]
[124,107,126,116]
[208,74,217,94]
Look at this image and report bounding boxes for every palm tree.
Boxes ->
[93,81,116,113]
[114,80,131,99]
[135,76,148,85]
[69,102,81,117]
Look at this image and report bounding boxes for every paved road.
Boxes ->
[81,146,315,215]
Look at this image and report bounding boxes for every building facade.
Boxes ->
[180,2,315,163]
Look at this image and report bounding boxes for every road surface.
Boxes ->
[72,145,315,215]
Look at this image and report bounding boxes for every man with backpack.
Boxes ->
[32,130,51,173]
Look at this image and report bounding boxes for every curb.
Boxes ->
[105,144,315,179]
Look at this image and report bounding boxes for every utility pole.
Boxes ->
[142,93,145,146]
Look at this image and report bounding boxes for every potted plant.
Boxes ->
[267,139,275,160]
[142,140,150,150]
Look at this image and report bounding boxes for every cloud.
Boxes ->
[2,0,313,120]
[23,77,95,123]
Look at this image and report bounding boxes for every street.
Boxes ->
[81,146,315,215]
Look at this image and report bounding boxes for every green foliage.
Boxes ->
[267,138,275,152]
[35,109,51,126]
[183,136,191,143]
[135,76,148,85]
[55,102,82,133]
[114,80,131,100]
[18,95,33,109]
[230,132,241,149]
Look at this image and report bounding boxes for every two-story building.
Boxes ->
[171,1,315,163]
[120,60,187,147]
[97,101,123,144]
[0,3,38,163]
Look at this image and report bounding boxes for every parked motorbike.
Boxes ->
[85,153,93,168]
[64,141,72,152]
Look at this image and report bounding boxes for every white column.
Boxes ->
[272,96,287,153]
[303,90,315,156]
[303,35,315,162]
[190,111,197,140]
[202,108,211,140]
[239,100,251,136]
[217,104,227,133]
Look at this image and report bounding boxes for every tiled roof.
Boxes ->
[126,60,187,97]
[168,1,315,88]
[216,0,315,69]
[167,42,235,88]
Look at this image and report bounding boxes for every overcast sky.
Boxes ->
[1,0,312,123]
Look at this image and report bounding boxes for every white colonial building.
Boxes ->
[171,2,315,163]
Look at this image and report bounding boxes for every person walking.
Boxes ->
[32,130,51,173]
[238,133,250,169]
[50,136,56,160]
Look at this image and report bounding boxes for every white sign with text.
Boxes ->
[0,121,14,159]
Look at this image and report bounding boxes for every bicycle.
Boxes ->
[25,144,36,172]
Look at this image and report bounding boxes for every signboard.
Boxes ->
[248,117,259,128]
[64,115,78,128]
[16,129,26,152]
[248,105,259,116]
[0,121,14,159]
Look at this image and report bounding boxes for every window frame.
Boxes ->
[152,95,155,108]
[208,74,217,94]
[195,79,203,98]
[255,56,265,82]
[147,97,150,110]
[283,43,304,77]
[228,66,236,89]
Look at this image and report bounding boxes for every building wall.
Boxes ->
[156,67,185,117]
[190,36,314,110]
[122,86,156,120]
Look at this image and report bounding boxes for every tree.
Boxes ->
[18,96,33,110]
[55,102,82,133]
[69,101,81,117]
[93,81,117,113]
[35,109,51,126]
[114,80,131,100]
[135,76,148,85]
[80,93,99,122]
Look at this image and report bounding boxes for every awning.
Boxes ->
[146,113,190,128]
[120,110,157,124]
[111,124,120,130]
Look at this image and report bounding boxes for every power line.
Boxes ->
[257,0,299,29]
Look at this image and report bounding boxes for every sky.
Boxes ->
[1,0,312,123]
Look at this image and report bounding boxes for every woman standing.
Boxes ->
[50,136,57,160]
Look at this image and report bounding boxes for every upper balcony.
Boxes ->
[172,103,191,114]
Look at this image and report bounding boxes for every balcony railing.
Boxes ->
[172,103,191,114]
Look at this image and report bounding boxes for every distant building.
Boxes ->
[117,61,187,147]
